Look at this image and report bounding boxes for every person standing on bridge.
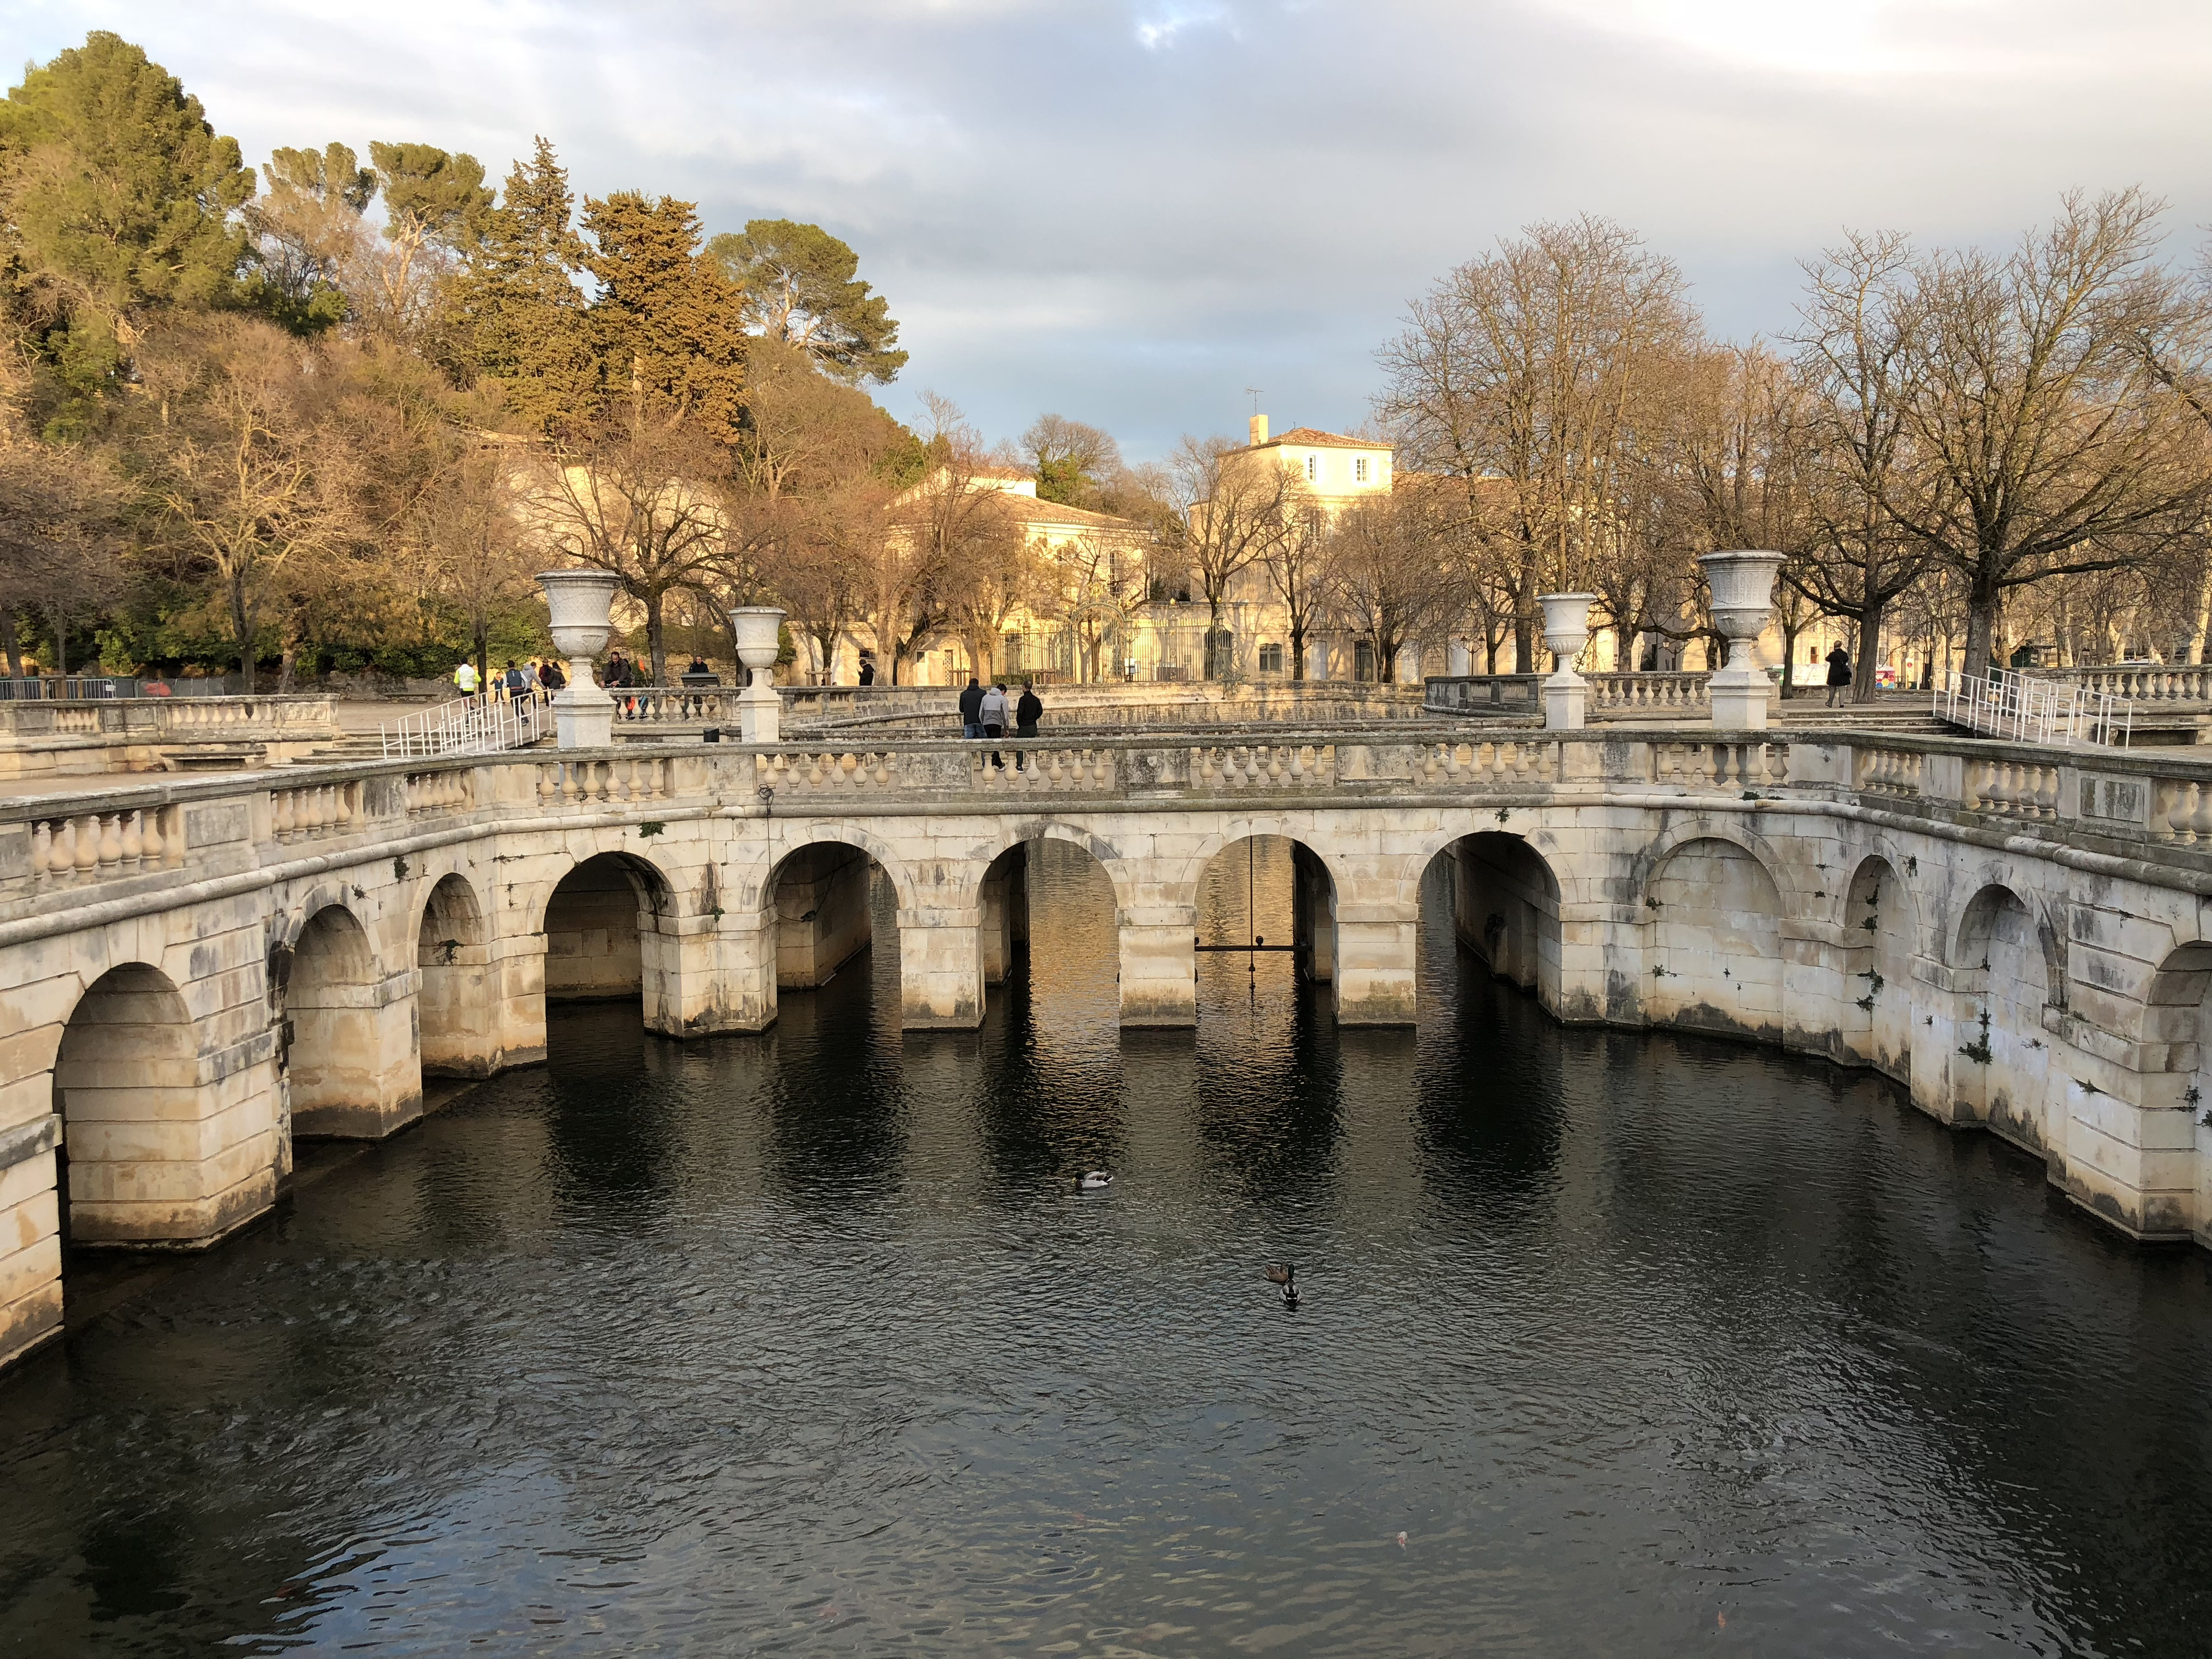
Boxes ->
[1014,681,1042,771]
[1825,642,1853,708]
[453,659,479,699]
[959,675,984,740]
[979,680,1009,769]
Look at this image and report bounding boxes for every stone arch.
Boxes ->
[729,821,921,917]
[1423,830,1564,1014]
[966,820,1133,916]
[1948,882,2055,1153]
[416,872,494,1078]
[542,851,677,1007]
[971,826,1122,996]
[764,836,895,997]
[1948,878,2065,999]
[51,963,203,1244]
[1631,816,1795,909]
[1190,826,1344,1009]
[2142,941,2212,1244]
[1642,834,1787,1042]
[1171,816,1340,910]
[1838,854,1914,1078]
[284,901,420,1139]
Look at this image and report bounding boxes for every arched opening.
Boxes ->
[769,842,886,995]
[286,904,416,1139]
[977,836,1120,1049]
[51,964,202,1246]
[1421,831,1562,1016]
[1194,834,1337,1021]
[2143,942,2212,1243]
[417,873,493,1078]
[1839,857,1913,1079]
[543,852,676,1010]
[1953,883,2053,1152]
[1644,837,1785,1041]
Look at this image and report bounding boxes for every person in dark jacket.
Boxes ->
[1014,681,1042,771]
[1824,643,1853,708]
[958,675,984,739]
[858,659,875,686]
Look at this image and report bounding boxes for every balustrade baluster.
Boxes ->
[119,810,144,867]
[2191,782,2212,844]
[71,816,97,875]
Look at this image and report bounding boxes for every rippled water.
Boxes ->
[5,841,2212,1657]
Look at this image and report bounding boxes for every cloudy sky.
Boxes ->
[9,1,2210,456]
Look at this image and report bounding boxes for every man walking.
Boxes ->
[959,674,984,740]
[979,680,1009,769]
[1825,642,1853,709]
[1014,680,1042,771]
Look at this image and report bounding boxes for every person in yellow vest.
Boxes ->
[453,660,480,697]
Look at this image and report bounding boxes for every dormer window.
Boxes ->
[1354,456,1369,482]
[1305,455,1318,481]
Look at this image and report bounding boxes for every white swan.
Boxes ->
[1078,1171,1113,1191]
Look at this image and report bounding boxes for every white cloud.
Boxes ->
[7,0,2209,455]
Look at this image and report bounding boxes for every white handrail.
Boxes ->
[380,690,551,758]
[1933,667,2132,749]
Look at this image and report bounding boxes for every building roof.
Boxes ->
[1009,496,1142,533]
[1246,427,1387,452]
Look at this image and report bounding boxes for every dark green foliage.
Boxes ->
[582,190,747,441]
[708,217,906,384]
[0,31,255,427]
[456,136,597,435]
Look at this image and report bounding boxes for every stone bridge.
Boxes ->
[7,724,2212,1373]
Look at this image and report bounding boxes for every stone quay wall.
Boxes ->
[4,726,2212,1374]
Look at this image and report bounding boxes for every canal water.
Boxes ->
[4,841,2211,1656]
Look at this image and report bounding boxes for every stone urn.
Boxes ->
[1538,591,1596,729]
[1698,550,1785,729]
[728,604,786,744]
[537,568,622,749]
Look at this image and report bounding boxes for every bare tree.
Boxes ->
[1165,434,1302,679]
[1378,215,1700,669]
[1042,529,1148,682]
[137,316,354,691]
[1323,481,1469,683]
[526,405,730,684]
[1886,190,2210,673]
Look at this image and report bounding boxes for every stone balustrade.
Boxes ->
[12,727,2212,920]
[0,694,343,780]
[1589,671,1712,713]
[1425,671,1715,720]
[2041,666,2212,704]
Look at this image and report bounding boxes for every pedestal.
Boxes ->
[1708,675,1768,731]
[739,684,780,744]
[555,685,614,749]
[1542,674,1587,729]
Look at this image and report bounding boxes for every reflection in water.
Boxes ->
[4,859,2212,1656]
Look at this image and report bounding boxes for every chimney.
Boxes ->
[1248,413,1269,447]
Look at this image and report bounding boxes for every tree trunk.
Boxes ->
[0,607,20,677]
[1777,618,1799,697]
[474,617,491,692]
[1853,594,1886,702]
[230,575,256,695]
[1289,621,1307,681]
[1512,612,1535,673]
[50,613,66,677]
[644,590,667,686]
[1964,585,2002,681]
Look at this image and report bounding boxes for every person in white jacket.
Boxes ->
[453,660,479,697]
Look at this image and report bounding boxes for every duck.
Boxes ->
[1078,1171,1113,1191]
[1264,1262,1299,1308]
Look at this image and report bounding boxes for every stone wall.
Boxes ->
[5,727,2212,1376]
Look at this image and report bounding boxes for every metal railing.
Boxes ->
[1935,667,2132,748]
[380,691,550,759]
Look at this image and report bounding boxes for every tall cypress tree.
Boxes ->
[456,137,598,435]
[581,191,746,444]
